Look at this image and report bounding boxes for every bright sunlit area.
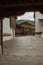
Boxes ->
[16,12,35,36]
[17,12,34,21]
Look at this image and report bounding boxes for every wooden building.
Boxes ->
[19,22,35,35]
[15,20,35,35]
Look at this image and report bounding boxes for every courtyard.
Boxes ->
[0,36,43,65]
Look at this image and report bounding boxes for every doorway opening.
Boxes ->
[15,12,35,37]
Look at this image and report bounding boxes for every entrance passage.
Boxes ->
[16,12,35,36]
[2,11,43,65]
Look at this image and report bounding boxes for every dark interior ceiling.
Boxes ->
[0,0,43,16]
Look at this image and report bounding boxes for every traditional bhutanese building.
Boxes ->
[16,20,35,35]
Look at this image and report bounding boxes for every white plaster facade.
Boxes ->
[3,18,12,34]
[35,11,43,37]
[3,18,16,41]
[35,11,43,33]
[3,18,13,41]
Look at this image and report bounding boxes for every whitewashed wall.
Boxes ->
[3,18,13,41]
[3,18,12,34]
[35,12,43,32]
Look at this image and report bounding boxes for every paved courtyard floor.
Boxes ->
[0,36,43,65]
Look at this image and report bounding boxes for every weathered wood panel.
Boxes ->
[10,17,16,28]
[0,21,1,45]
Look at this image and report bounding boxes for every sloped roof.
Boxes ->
[16,24,24,28]
[19,22,35,28]
[16,20,35,25]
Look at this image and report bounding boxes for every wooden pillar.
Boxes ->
[10,16,16,38]
[0,19,3,54]
[12,28,15,38]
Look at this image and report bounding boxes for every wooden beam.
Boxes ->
[0,3,43,8]
[0,20,3,54]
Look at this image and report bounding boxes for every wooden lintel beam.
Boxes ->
[0,3,43,8]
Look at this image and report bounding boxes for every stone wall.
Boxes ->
[35,12,43,33]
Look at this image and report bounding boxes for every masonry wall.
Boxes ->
[35,12,43,33]
[3,18,12,35]
[3,18,13,41]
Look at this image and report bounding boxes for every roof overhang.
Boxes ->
[0,0,43,16]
